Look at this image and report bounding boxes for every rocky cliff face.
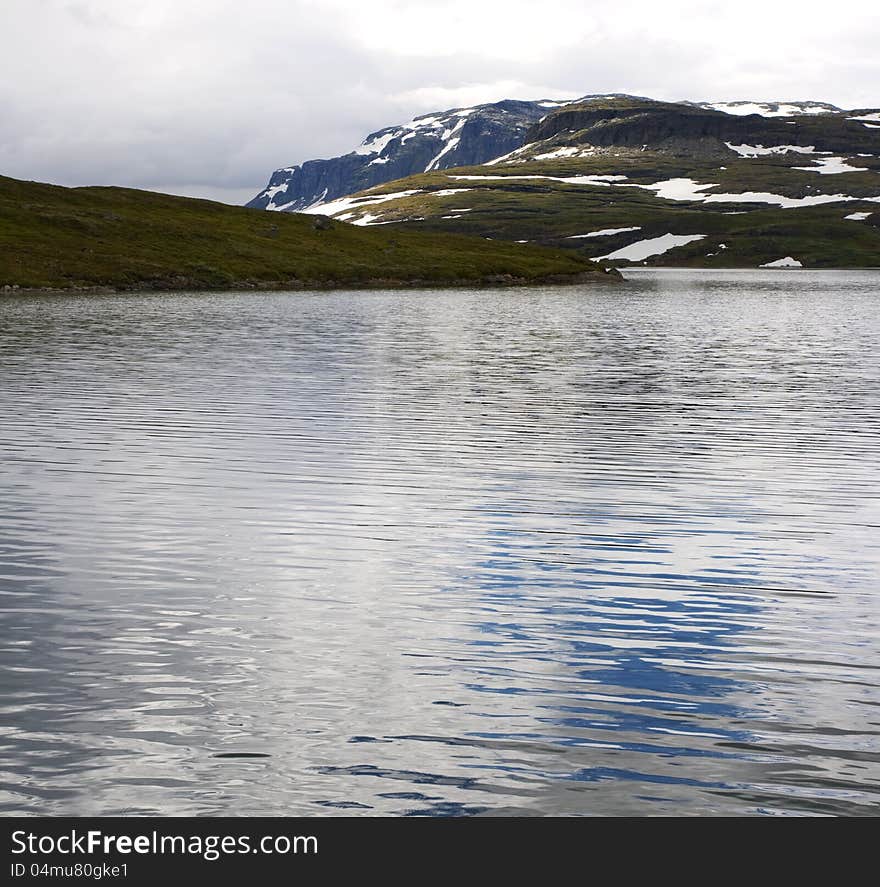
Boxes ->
[248,99,566,212]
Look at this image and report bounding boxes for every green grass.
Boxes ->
[0,175,610,291]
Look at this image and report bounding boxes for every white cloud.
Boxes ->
[308,0,598,61]
[389,82,582,112]
[0,0,877,203]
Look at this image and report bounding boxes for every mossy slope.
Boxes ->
[0,175,608,290]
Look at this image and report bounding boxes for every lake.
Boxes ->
[1,269,878,816]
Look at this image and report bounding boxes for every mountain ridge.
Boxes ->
[250,95,875,214]
[257,94,880,269]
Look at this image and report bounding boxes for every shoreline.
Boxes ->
[0,268,622,296]
[618,266,880,272]
[5,267,879,297]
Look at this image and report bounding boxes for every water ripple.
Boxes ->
[0,270,878,815]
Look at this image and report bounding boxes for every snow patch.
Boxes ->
[567,226,642,239]
[760,257,803,267]
[352,109,477,162]
[424,114,475,172]
[641,178,714,201]
[353,130,398,157]
[424,134,461,171]
[704,190,857,208]
[302,189,422,218]
[701,101,836,117]
[530,146,599,161]
[449,173,627,187]
[709,191,858,208]
[638,177,863,208]
[531,146,581,160]
[793,156,864,174]
[409,115,444,129]
[563,175,628,186]
[262,182,289,207]
[484,145,529,166]
[725,143,819,157]
[845,211,872,220]
[591,233,706,262]
[299,188,329,211]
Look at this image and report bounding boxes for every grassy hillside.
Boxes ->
[0,175,611,291]
[324,156,880,268]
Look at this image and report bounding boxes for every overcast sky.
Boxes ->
[2,0,878,204]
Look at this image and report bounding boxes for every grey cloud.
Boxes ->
[1,0,877,203]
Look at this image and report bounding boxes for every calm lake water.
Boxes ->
[1,269,879,816]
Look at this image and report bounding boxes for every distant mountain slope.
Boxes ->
[525,96,877,156]
[290,95,880,268]
[247,99,568,212]
[0,175,609,291]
